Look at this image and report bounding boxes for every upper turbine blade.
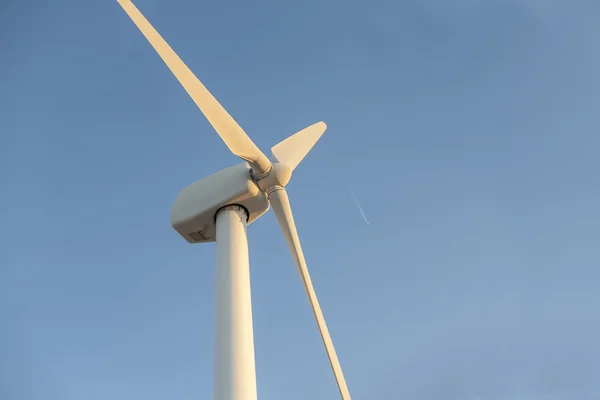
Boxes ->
[268,188,351,400]
[271,122,327,171]
[116,0,272,175]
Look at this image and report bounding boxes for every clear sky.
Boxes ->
[2,0,599,399]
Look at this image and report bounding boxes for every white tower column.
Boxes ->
[214,205,257,400]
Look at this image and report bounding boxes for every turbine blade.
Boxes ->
[116,0,272,175]
[269,188,351,400]
[271,122,327,171]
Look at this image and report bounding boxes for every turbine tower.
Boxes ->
[117,1,351,399]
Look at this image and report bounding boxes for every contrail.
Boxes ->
[348,186,370,225]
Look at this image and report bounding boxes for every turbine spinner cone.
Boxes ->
[257,163,293,193]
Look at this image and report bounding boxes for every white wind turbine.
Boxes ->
[116,1,352,399]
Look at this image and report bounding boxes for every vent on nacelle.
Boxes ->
[188,231,207,242]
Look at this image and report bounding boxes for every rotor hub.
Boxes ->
[255,162,292,193]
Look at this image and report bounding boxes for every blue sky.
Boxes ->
[2,0,600,398]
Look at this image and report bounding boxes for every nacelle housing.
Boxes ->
[171,163,270,243]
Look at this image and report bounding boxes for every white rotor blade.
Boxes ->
[271,122,327,171]
[116,0,272,175]
[268,188,351,400]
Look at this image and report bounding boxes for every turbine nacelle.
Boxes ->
[170,163,269,243]
[169,161,292,244]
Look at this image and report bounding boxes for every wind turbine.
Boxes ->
[116,1,352,399]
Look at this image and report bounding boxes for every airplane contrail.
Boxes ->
[348,186,370,225]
